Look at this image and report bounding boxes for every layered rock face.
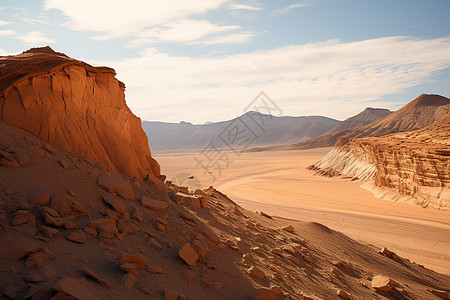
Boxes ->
[309,116,450,209]
[0,47,160,179]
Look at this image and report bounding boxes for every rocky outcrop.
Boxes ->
[309,116,450,209]
[0,47,159,179]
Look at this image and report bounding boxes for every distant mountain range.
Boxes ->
[143,94,450,152]
[254,94,450,152]
[143,107,391,152]
[143,112,341,151]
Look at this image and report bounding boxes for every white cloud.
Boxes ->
[17,31,56,45]
[45,0,230,38]
[21,18,51,25]
[271,1,314,16]
[0,20,11,26]
[229,3,263,11]
[45,0,257,46]
[94,36,450,123]
[128,19,242,46]
[0,29,16,36]
[193,31,255,45]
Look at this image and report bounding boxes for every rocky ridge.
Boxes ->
[309,114,450,209]
[0,47,160,180]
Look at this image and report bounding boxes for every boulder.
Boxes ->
[28,188,50,205]
[192,239,208,261]
[120,262,138,273]
[84,227,97,237]
[0,149,20,168]
[125,221,139,234]
[81,267,111,288]
[14,153,31,166]
[180,211,195,222]
[271,248,284,256]
[131,207,143,222]
[25,249,55,268]
[251,246,262,253]
[51,193,73,216]
[145,264,163,274]
[250,288,276,300]
[98,174,134,200]
[282,225,295,232]
[248,266,265,279]
[89,218,117,234]
[119,252,147,269]
[372,275,395,292]
[66,231,87,244]
[379,247,400,262]
[148,238,162,250]
[39,224,59,238]
[0,234,39,260]
[141,196,168,212]
[172,192,201,208]
[12,210,36,226]
[102,193,127,216]
[164,289,186,300]
[71,200,88,216]
[53,277,99,300]
[259,211,273,219]
[178,243,198,266]
[41,207,64,227]
[337,289,351,299]
[121,272,137,288]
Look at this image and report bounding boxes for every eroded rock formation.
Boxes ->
[0,46,159,179]
[309,115,450,209]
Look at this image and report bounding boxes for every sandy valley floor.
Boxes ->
[154,148,450,275]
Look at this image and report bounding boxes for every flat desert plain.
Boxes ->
[155,148,450,275]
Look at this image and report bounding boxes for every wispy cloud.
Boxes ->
[192,31,255,45]
[45,0,258,46]
[229,3,263,11]
[0,20,11,26]
[0,29,16,36]
[95,36,450,123]
[126,19,246,47]
[17,31,55,45]
[271,1,314,16]
[45,0,251,46]
[21,18,52,25]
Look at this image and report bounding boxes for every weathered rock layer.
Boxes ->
[309,116,450,209]
[0,47,159,179]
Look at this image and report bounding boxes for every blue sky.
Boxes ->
[1,0,450,123]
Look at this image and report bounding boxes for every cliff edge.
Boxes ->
[0,47,160,179]
[309,111,450,209]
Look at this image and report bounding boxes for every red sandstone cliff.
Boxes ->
[0,47,160,179]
